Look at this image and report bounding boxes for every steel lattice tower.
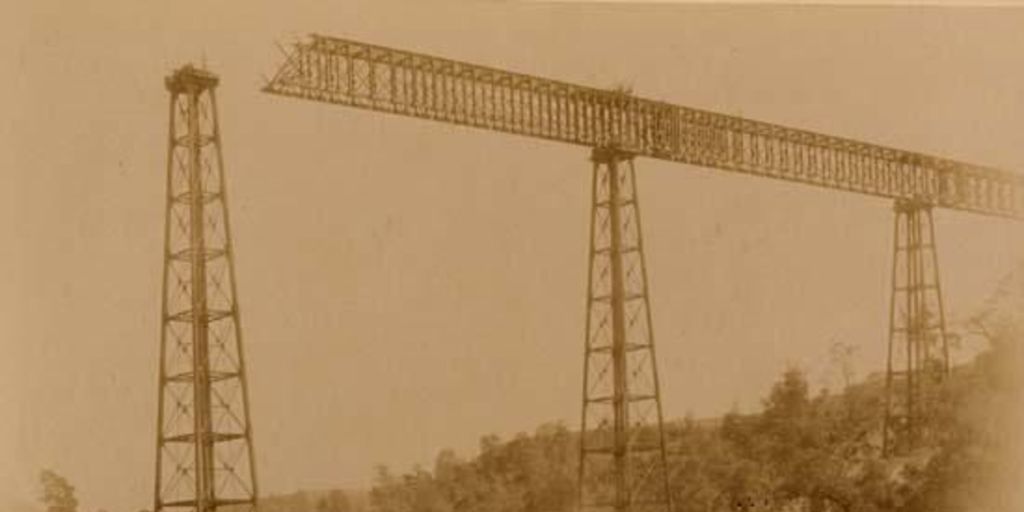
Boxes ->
[579,147,672,512]
[882,199,950,457]
[154,65,259,512]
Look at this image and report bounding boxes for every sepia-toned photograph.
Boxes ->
[3,1,1024,512]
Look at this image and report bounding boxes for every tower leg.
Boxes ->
[155,66,259,512]
[882,199,950,457]
[579,147,672,512]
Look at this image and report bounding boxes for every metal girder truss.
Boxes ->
[156,66,259,512]
[579,148,671,512]
[882,200,950,457]
[264,34,1024,219]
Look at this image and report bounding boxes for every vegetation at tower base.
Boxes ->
[38,470,78,512]
[219,489,367,512]
[367,270,1024,512]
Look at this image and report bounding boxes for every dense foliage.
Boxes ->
[38,470,78,512]
[370,425,577,512]
[369,290,1024,512]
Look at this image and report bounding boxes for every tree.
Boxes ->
[327,490,352,512]
[370,466,411,512]
[39,470,78,512]
[829,341,857,392]
[317,490,351,512]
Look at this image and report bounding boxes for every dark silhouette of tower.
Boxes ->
[154,65,259,512]
[883,199,950,456]
[578,147,672,512]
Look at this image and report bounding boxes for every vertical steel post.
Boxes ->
[154,87,176,512]
[578,156,599,512]
[607,155,630,512]
[627,159,673,510]
[156,65,259,512]
[883,199,950,457]
[186,77,215,512]
[580,147,672,512]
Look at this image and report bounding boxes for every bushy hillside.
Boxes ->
[222,489,368,512]
[366,282,1024,512]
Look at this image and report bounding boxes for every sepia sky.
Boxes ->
[3,1,1024,511]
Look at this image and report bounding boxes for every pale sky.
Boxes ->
[3,2,1024,512]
